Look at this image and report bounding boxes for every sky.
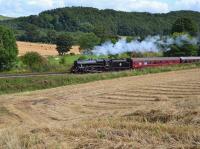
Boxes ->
[0,0,200,17]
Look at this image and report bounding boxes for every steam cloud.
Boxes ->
[92,34,198,55]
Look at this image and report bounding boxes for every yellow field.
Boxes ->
[0,69,200,148]
[17,41,80,56]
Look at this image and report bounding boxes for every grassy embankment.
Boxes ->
[0,63,200,95]
[1,55,108,74]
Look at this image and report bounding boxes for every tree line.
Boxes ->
[1,7,200,44]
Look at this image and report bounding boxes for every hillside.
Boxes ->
[1,7,200,43]
[0,15,12,21]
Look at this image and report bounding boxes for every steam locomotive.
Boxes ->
[71,57,200,73]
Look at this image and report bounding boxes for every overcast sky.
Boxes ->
[0,0,200,17]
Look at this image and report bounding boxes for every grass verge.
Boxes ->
[0,63,200,95]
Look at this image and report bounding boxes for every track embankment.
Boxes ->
[0,72,67,79]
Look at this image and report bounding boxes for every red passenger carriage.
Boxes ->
[180,57,200,63]
[131,57,181,69]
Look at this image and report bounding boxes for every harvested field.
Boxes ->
[0,69,200,148]
[17,41,80,56]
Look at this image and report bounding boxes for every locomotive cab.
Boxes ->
[109,59,132,71]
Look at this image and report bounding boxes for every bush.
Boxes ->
[21,52,48,72]
[0,26,18,71]
[78,55,88,60]
[59,57,67,65]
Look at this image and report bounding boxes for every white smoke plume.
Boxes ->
[92,34,198,55]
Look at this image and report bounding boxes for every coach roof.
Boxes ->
[132,57,180,61]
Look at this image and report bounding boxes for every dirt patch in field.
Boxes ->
[0,69,200,148]
[17,41,80,56]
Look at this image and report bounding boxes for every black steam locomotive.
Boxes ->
[71,59,132,73]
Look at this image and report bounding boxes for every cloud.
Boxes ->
[27,0,53,7]
[0,0,199,17]
[0,0,65,17]
[174,0,200,11]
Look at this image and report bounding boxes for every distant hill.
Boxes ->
[1,7,200,43]
[0,15,13,21]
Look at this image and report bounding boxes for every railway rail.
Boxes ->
[0,72,68,79]
[1,57,200,78]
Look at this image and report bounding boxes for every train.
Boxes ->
[71,57,200,73]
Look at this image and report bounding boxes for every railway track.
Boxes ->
[0,72,68,79]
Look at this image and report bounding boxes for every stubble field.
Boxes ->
[17,41,80,56]
[0,69,199,148]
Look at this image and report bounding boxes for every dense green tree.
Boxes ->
[94,25,119,43]
[164,43,198,57]
[198,43,200,56]
[165,26,199,57]
[23,24,41,42]
[0,26,18,71]
[78,33,100,51]
[56,34,74,55]
[93,25,109,43]
[171,17,198,36]
[79,22,94,32]
[126,36,135,43]
[46,30,57,43]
